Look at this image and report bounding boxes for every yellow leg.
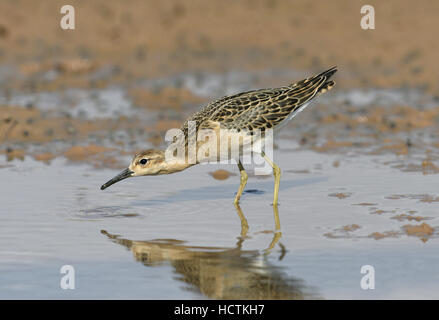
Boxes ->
[234,203,249,243]
[265,204,283,254]
[261,151,281,206]
[234,160,248,205]
[272,203,281,231]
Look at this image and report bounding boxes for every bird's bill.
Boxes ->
[100,168,134,190]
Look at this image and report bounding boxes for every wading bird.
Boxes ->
[101,67,337,206]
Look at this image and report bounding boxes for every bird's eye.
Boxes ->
[139,159,148,165]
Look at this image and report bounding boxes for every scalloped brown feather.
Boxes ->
[181,67,337,135]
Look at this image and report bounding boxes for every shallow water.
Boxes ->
[1,144,438,299]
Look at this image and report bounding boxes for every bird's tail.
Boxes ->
[289,66,337,95]
[316,66,337,95]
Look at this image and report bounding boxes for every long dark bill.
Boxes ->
[100,168,134,190]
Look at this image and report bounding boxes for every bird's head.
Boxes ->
[100,149,167,190]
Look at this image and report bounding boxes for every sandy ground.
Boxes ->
[1,0,439,164]
[0,0,439,92]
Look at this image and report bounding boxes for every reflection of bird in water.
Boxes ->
[101,67,337,207]
[101,206,320,299]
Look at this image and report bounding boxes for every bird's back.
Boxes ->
[181,67,337,135]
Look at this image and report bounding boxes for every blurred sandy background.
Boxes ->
[0,0,438,91]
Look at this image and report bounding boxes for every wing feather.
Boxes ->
[181,67,337,135]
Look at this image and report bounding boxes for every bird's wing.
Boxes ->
[209,67,337,132]
[182,67,337,134]
[181,88,268,134]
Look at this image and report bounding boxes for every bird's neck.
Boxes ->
[160,160,195,174]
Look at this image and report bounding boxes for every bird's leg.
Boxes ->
[234,160,248,205]
[264,204,284,257]
[234,203,249,244]
[261,151,281,206]
[267,203,282,248]
[265,205,286,260]
[272,203,281,231]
